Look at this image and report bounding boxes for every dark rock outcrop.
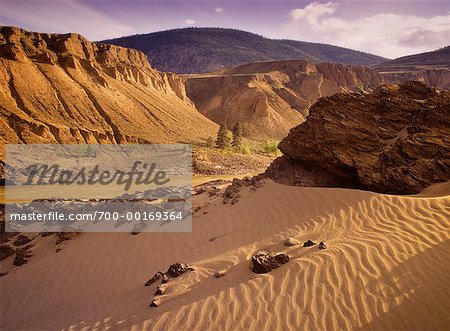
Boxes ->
[266,82,450,194]
[251,250,289,274]
[0,219,19,244]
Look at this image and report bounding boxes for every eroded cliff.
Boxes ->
[184,59,383,139]
[0,26,217,156]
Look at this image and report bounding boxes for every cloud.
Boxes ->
[215,7,224,13]
[289,2,338,25]
[184,19,196,26]
[286,2,450,58]
[0,0,133,40]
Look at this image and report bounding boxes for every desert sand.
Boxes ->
[1,180,449,330]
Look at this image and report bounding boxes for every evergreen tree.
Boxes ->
[216,123,231,149]
[232,122,243,148]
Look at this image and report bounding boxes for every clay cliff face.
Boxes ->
[184,59,383,139]
[375,47,450,89]
[0,27,218,156]
[266,81,450,194]
[380,69,450,90]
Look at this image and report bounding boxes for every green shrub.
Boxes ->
[262,140,280,155]
[236,143,251,155]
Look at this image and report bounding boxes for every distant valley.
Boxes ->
[184,59,383,139]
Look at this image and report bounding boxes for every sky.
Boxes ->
[1,0,449,59]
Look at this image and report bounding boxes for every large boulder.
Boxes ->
[266,82,450,194]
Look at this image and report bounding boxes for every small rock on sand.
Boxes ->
[149,299,159,307]
[154,285,166,295]
[284,237,300,247]
[214,271,227,278]
[319,241,327,250]
[303,240,316,247]
[161,274,169,284]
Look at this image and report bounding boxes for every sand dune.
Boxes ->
[1,181,449,330]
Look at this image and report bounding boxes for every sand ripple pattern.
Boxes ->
[1,182,449,330]
[143,187,450,330]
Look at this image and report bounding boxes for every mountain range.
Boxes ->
[104,28,388,74]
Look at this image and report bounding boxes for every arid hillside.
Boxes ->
[266,81,450,194]
[0,27,218,156]
[184,59,383,139]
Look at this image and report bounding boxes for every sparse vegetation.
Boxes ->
[236,143,251,155]
[205,136,215,148]
[262,140,281,155]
